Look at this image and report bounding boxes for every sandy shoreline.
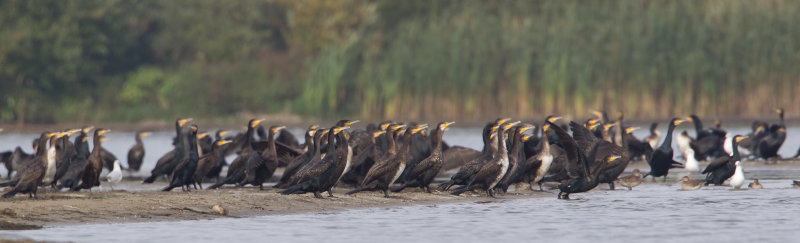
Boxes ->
[0,181,553,230]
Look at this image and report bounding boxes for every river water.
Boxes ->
[1,122,799,242]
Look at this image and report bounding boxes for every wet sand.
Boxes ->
[0,180,552,230]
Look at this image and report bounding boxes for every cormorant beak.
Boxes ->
[522,134,534,141]
[380,123,391,131]
[489,133,497,139]
[99,129,110,135]
[373,131,386,138]
[141,132,151,137]
[735,136,747,143]
[548,116,562,123]
[674,119,685,126]
[198,132,209,139]
[498,118,511,125]
[608,155,621,162]
[68,129,81,135]
[543,124,551,132]
[273,126,286,132]
[218,131,228,137]
[604,123,616,130]
[520,124,535,133]
[321,130,330,136]
[626,127,640,134]
[685,116,693,122]
[83,126,95,133]
[347,120,360,126]
[252,119,264,127]
[179,118,193,126]
[589,123,601,130]
[392,124,407,131]
[217,139,233,146]
[491,125,499,132]
[443,121,455,128]
[412,128,423,134]
[503,121,521,129]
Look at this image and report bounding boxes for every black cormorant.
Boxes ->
[143,118,192,183]
[703,135,745,186]
[127,131,150,172]
[163,125,199,191]
[392,122,453,193]
[451,122,518,198]
[643,118,685,181]
[2,132,51,198]
[239,125,285,189]
[73,129,110,191]
[193,139,232,189]
[207,119,262,189]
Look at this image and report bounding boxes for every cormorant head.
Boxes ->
[215,139,233,147]
[589,123,601,131]
[438,121,455,131]
[518,123,535,133]
[521,134,534,142]
[606,155,622,163]
[372,130,386,138]
[249,119,264,128]
[495,118,511,126]
[178,118,193,127]
[379,121,393,131]
[96,129,111,136]
[271,126,286,133]
[776,108,784,116]
[625,127,640,134]
[333,126,349,135]
[603,123,616,131]
[139,131,151,138]
[216,130,229,138]
[686,115,700,123]
[198,132,210,139]
[671,118,685,126]
[307,125,319,137]
[591,110,604,120]
[734,135,746,143]
[502,121,520,130]
[82,126,95,134]
[546,116,562,123]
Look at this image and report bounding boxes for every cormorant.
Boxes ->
[392,122,453,193]
[748,179,763,189]
[686,115,725,161]
[523,122,555,191]
[239,125,285,189]
[207,119,263,189]
[644,123,660,149]
[595,119,632,190]
[143,118,192,183]
[702,135,745,186]
[56,128,92,190]
[42,132,64,186]
[274,128,326,188]
[643,118,685,181]
[438,118,509,191]
[127,131,150,172]
[73,129,111,191]
[163,125,199,191]
[755,109,785,160]
[495,124,534,193]
[451,121,517,198]
[347,125,424,197]
[2,133,52,198]
[548,121,620,199]
[52,129,80,188]
[279,125,351,198]
[616,169,643,190]
[193,139,232,189]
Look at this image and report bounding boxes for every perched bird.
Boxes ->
[73,129,111,191]
[127,131,150,172]
[144,118,192,183]
[207,119,263,189]
[755,109,785,160]
[703,135,745,186]
[438,118,509,191]
[280,125,352,198]
[163,125,199,191]
[393,122,453,193]
[275,129,327,189]
[193,139,232,189]
[615,169,643,191]
[451,122,517,198]
[2,133,52,198]
[239,125,285,190]
[680,176,703,190]
[347,124,424,197]
[105,160,123,190]
[748,179,763,189]
[729,161,745,189]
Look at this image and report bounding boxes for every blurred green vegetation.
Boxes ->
[1,0,798,124]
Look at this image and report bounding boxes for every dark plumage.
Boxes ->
[451,122,517,198]
[438,119,508,191]
[755,109,786,160]
[393,122,453,193]
[163,125,200,191]
[274,128,326,189]
[207,119,263,189]
[279,126,351,198]
[127,131,150,172]
[193,139,232,189]
[57,129,92,190]
[347,125,423,197]
[73,129,111,191]
[2,132,51,198]
[143,118,192,183]
[548,121,621,199]
[703,135,744,186]
[644,118,686,181]
[239,126,285,189]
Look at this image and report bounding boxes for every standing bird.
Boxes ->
[42,132,64,186]
[193,139,232,189]
[616,169,643,190]
[279,126,351,198]
[127,131,150,172]
[730,161,745,189]
[105,160,123,190]
[57,128,92,190]
[274,129,326,189]
[549,121,620,199]
[644,118,685,182]
[207,119,263,189]
[2,133,52,198]
[239,125,285,189]
[393,122,454,193]
[438,118,509,191]
[756,109,786,160]
[163,125,199,191]
[73,129,111,191]
[348,125,424,197]
[451,122,518,198]
[703,135,745,186]
[644,123,660,149]
[144,118,192,183]
[495,124,534,193]
[683,148,700,178]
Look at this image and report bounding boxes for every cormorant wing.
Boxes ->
[569,121,600,158]
[547,121,587,180]
[361,157,396,186]
[442,146,481,171]
[702,155,730,174]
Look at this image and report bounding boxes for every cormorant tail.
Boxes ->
[142,174,158,184]
[2,188,18,198]
[450,185,471,196]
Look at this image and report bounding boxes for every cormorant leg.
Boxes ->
[327,189,334,197]
[488,189,495,198]
[557,191,563,199]
[425,186,432,193]
[313,191,323,199]
[662,176,667,182]
[564,193,570,199]
[383,189,390,198]
[609,182,615,190]
[260,184,264,190]
[538,182,544,192]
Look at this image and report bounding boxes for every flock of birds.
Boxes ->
[0,108,798,200]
